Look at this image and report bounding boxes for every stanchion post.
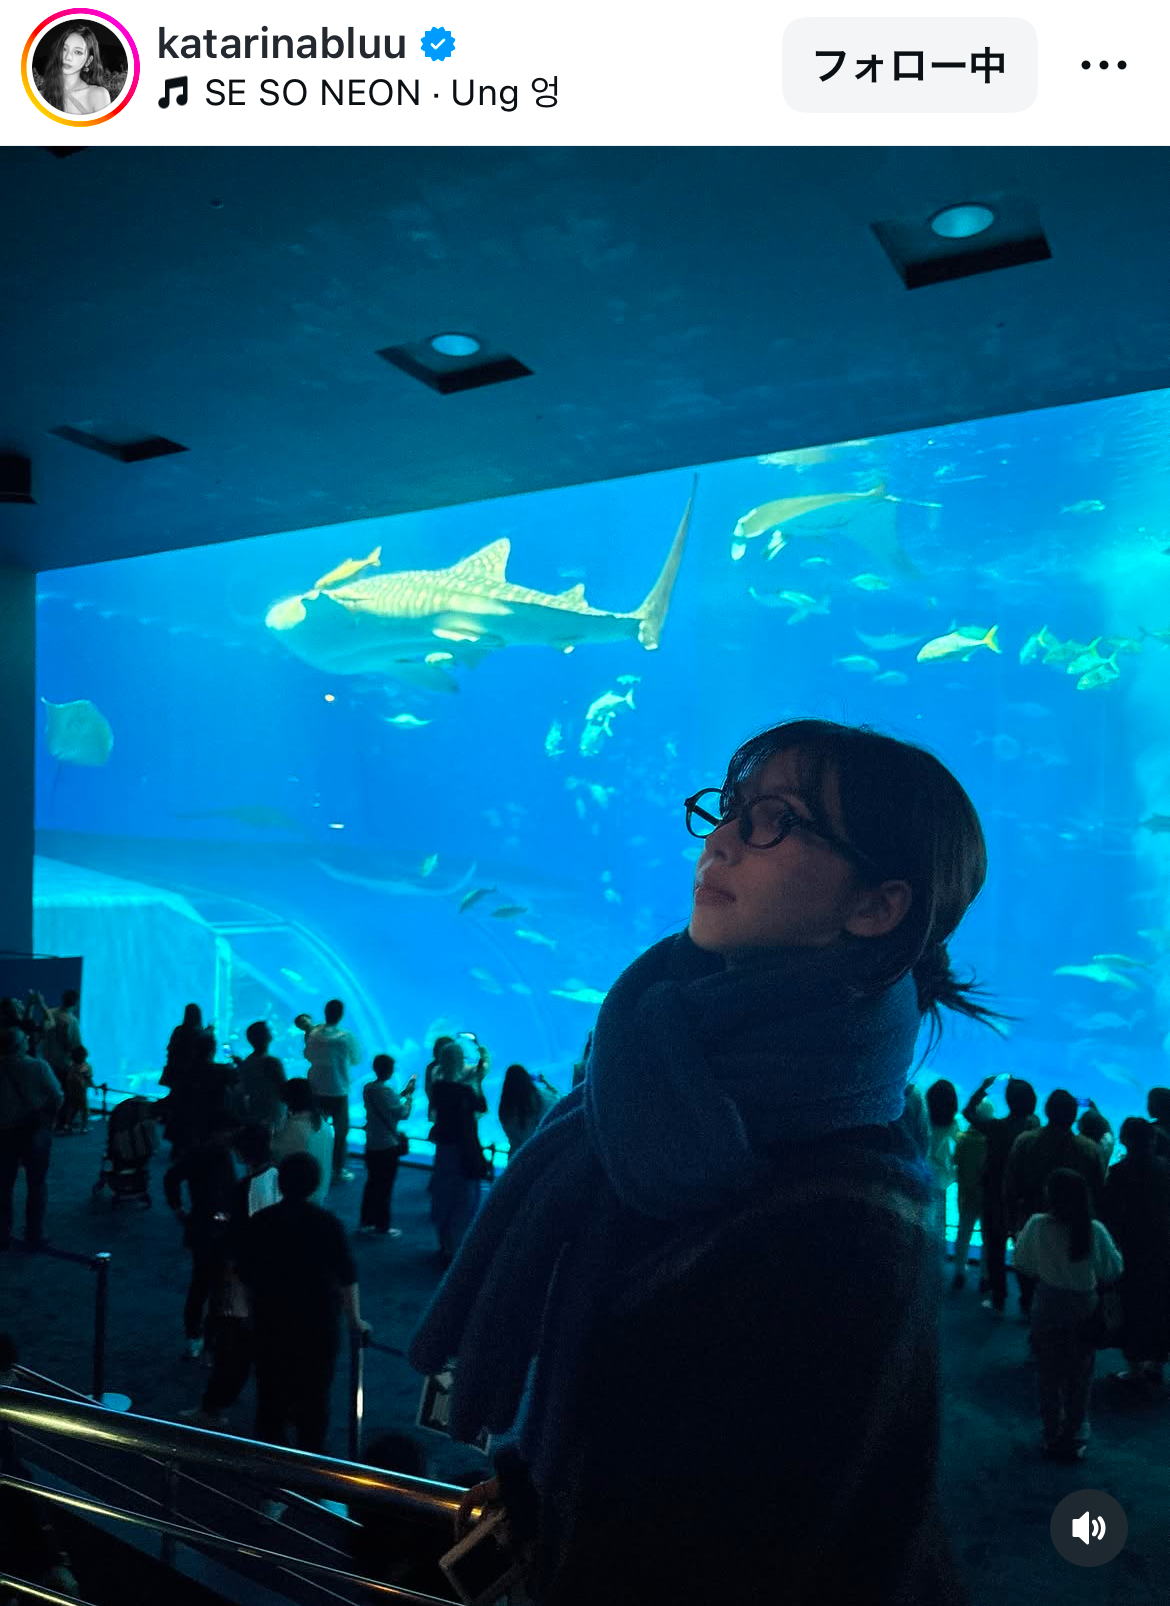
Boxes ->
[90,1253,131,1411]
[99,1083,109,1120]
[348,1327,364,1463]
[91,1252,110,1403]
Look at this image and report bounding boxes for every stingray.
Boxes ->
[41,698,114,767]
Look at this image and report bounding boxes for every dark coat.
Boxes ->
[498,1121,969,1606]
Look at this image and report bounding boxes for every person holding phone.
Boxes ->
[410,721,1016,1606]
[360,1055,414,1237]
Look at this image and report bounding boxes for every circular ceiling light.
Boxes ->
[429,333,482,357]
[928,204,996,240]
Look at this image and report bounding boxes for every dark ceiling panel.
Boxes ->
[2,145,1168,571]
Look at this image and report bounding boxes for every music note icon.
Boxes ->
[158,76,188,109]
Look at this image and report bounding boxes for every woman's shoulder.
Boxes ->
[89,84,111,109]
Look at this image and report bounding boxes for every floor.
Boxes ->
[2,1124,1167,1604]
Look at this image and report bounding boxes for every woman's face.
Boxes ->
[688,748,912,955]
[61,33,90,73]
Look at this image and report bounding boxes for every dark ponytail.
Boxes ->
[1045,1168,1093,1263]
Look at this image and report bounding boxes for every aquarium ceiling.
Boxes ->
[3,144,1170,572]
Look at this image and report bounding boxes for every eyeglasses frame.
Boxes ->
[684,787,881,878]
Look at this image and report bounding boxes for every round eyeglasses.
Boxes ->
[683,787,879,874]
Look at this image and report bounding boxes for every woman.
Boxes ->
[1012,1168,1124,1461]
[1100,1117,1170,1389]
[409,718,1014,1605]
[498,1065,560,1157]
[271,1079,333,1207]
[38,25,112,115]
[924,1078,960,1253]
[424,1035,455,1123]
[163,1005,206,1089]
[162,1024,235,1155]
[427,1040,488,1269]
[1077,1103,1115,1169]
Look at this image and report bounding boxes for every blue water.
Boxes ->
[32,388,1170,1155]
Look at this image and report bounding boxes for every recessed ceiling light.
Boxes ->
[929,204,996,239]
[871,191,1049,288]
[429,333,481,356]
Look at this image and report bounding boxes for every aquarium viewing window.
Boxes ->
[33,384,1170,1162]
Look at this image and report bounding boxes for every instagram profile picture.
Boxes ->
[23,11,140,125]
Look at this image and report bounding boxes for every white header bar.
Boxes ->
[2,2,1164,143]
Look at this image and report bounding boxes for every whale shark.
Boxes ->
[264,477,697,691]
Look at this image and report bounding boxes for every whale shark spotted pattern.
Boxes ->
[264,479,697,691]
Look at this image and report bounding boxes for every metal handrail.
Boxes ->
[0,1477,456,1605]
[0,1571,97,1606]
[5,1388,372,1602]
[0,1389,466,1524]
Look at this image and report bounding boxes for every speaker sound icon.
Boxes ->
[1071,1511,1106,1545]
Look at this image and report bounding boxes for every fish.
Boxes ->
[800,556,833,568]
[1039,636,1089,667]
[515,929,557,950]
[1094,1061,1146,1091]
[579,687,636,757]
[848,574,892,592]
[382,713,431,727]
[174,805,305,832]
[490,904,529,919]
[586,687,636,722]
[1138,927,1170,948]
[747,588,830,624]
[41,698,114,767]
[1140,815,1170,834]
[873,670,909,687]
[733,484,887,541]
[974,733,1024,762]
[1098,635,1143,657]
[420,854,439,876]
[603,888,622,904]
[313,545,382,590]
[1062,1011,1137,1033]
[315,857,478,899]
[834,655,880,674]
[280,968,305,984]
[730,540,748,563]
[1061,500,1105,515]
[544,720,565,757]
[1053,964,1142,992]
[471,968,504,994]
[509,983,533,996]
[916,625,1000,664]
[756,445,838,469]
[1091,953,1152,970]
[460,886,498,913]
[550,984,608,1005]
[1065,639,1111,676]
[1076,660,1119,692]
[588,784,615,808]
[266,478,696,689]
[854,629,926,652]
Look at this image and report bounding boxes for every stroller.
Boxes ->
[92,1097,161,1208]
